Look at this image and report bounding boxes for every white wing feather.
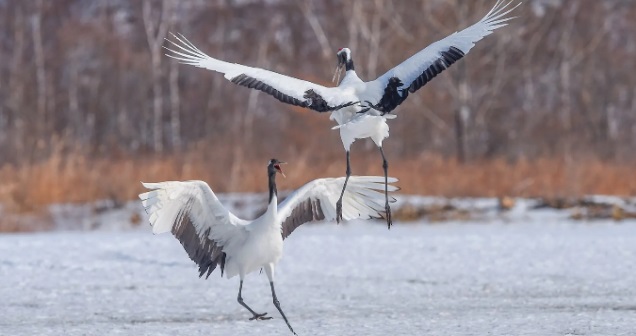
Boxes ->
[277,176,399,239]
[164,34,348,110]
[373,0,520,89]
[139,180,248,247]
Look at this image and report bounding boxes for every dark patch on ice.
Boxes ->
[611,305,636,311]
[406,278,441,286]
[105,251,183,268]
[13,302,41,309]
[125,314,248,324]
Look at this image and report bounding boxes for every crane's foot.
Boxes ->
[336,199,343,224]
[385,203,393,229]
[249,312,272,321]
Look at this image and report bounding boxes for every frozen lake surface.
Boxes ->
[2,221,636,336]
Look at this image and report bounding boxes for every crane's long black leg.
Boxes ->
[336,151,351,223]
[379,147,392,229]
[270,281,297,335]
[237,280,271,321]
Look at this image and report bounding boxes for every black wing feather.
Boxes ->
[373,46,466,113]
[172,199,226,279]
[281,198,325,240]
[230,74,356,113]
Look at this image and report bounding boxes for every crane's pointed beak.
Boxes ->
[275,162,287,178]
[332,63,343,83]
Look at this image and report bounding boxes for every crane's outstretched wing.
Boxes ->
[278,176,399,239]
[369,0,520,113]
[165,34,354,113]
[139,181,249,279]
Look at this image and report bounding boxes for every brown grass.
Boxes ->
[1,150,635,222]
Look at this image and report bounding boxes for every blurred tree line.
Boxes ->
[0,0,635,167]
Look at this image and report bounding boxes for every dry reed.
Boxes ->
[1,150,635,217]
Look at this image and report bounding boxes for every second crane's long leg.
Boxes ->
[270,281,297,335]
[237,280,271,321]
[379,146,392,229]
[336,150,351,223]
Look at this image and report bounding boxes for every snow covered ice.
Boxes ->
[2,220,636,336]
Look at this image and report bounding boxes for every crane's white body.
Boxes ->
[140,176,397,280]
[328,71,396,150]
[333,112,395,150]
[224,198,282,279]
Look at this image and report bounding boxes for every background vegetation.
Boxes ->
[1,0,635,217]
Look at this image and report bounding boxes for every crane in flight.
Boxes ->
[139,159,398,335]
[164,0,520,228]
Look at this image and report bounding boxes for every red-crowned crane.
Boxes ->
[165,0,520,228]
[139,159,398,335]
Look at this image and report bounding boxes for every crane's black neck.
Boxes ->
[345,58,355,71]
[268,166,277,203]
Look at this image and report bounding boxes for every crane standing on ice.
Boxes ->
[140,159,398,335]
[165,0,520,228]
